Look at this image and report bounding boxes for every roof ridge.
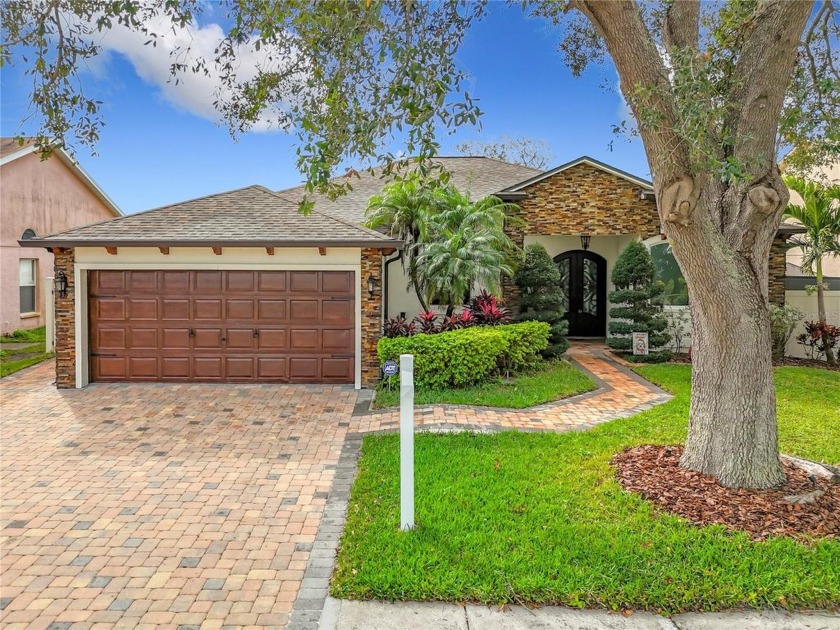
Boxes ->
[31,184,268,241]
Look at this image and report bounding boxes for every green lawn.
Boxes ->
[333,365,840,613]
[374,360,597,409]
[1,326,53,377]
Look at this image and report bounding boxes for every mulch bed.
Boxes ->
[612,445,840,542]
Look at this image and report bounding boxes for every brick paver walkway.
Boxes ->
[1,344,668,629]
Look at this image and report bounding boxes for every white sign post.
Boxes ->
[400,353,415,531]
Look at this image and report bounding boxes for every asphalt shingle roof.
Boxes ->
[276,156,543,225]
[26,185,400,248]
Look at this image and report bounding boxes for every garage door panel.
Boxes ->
[289,271,318,292]
[127,271,158,292]
[257,357,287,378]
[128,298,158,320]
[93,271,125,292]
[128,357,158,378]
[225,356,255,378]
[322,272,353,294]
[95,328,126,350]
[194,328,223,348]
[162,328,191,349]
[93,298,126,320]
[226,271,255,292]
[93,356,127,380]
[289,299,318,321]
[193,357,223,379]
[322,328,353,350]
[194,299,223,320]
[289,357,318,379]
[226,299,255,320]
[162,271,190,292]
[194,271,222,292]
[226,328,255,349]
[322,299,353,322]
[90,270,355,384]
[322,358,353,381]
[131,328,158,349]
[258,272,286,292]
[258,329,286,350]
[289,329,318,349]
[161,299,190,320]
[257,299,286,320]
[162,357,190,378]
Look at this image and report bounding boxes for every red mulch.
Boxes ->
[612,445,840,542]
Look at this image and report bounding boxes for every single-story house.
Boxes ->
[26,156,798,389]
[1,137,122,335]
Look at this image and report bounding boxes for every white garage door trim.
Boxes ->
[74,258,363,389]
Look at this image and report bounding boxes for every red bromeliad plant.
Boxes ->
[382,316,416,339]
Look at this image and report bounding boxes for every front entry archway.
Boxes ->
[554,250,607,337]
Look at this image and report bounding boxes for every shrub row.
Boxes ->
[377,321,550,389]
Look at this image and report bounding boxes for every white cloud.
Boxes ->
[89,14,295,131]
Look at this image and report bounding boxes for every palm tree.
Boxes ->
[365,175,436,310]
[417,189,520,315]
[783,175,840,365]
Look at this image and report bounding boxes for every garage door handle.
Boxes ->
[253,329,260,338]
[188,328,195,338]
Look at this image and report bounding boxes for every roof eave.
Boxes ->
[22,238,404,249]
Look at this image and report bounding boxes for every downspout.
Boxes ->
[383,249,403,320]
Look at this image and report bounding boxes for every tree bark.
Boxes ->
[678,195,785,488]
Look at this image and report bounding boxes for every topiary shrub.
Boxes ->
[377,321,549,389]
[607,240,671,362]
[514,243,570,357]
[769,304,802,360]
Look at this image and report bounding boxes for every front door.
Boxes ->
[554,250,607,337]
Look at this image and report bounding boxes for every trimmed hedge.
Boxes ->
[377,321,550,389]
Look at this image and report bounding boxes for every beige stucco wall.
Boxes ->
[0,152,117,334]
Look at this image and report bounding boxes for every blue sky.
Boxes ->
[1,5,647,215]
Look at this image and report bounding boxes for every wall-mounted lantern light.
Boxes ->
[367,274,380,297]
[580,234,591,251]
[54,270,68,299]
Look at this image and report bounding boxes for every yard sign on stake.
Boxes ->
[400,354,415,531]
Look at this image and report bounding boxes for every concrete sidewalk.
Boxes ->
[321,599,840,630]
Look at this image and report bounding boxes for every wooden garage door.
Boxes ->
[89,270,355,383]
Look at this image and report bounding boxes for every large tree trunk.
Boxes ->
[673,183,787,489]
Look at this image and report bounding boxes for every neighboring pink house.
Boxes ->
[0,138,122,335]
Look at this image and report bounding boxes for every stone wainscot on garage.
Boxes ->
[25,185,400,389]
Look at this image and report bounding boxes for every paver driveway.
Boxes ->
[1,345,669,629]
[1,362,357,629]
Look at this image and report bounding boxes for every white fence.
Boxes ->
[658,290,840,360]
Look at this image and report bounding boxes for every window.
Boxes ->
[19,259,37,314]
[650,242,689,305]
[21,228,36,240]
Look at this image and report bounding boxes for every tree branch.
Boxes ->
[570,0,690,193]
[663,0,700,51]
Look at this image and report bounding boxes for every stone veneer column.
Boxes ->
[361,248,384,387]
[54,248,76,389]
[769,235,788,307]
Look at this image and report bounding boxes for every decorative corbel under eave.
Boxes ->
[212,246,222,256]
[105,246,117,255]
[266,247,275,255]
[159,247,170,255]
[318,247,327,256]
